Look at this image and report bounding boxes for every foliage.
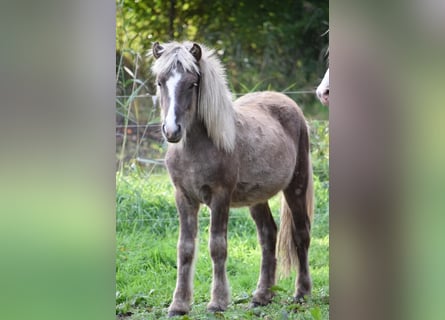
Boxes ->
[116,171,177,235]
[116,48,163,171]
[310,120,329,183]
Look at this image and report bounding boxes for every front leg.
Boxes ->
[168,189,199,317]
[207,191,231,312]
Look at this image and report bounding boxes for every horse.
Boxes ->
[316,68,329,106]
[151,41,314,317]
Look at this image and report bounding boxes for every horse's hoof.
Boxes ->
[168,300,190,317]
[250,290,273,308]
[248,301,262,309]
[249,297,272,308]
[294,293,309,304]
[168,310,187,318]
[207,302,227,313]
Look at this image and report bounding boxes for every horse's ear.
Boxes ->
[190,43,202,62]
[152,42,164,59]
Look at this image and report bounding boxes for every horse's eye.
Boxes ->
[157,81,162,87]
[189,83,198,89]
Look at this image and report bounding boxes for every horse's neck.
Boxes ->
[182,117,213,148]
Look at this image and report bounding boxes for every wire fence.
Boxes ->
[116,203,329,224]
[117,214,248,224]
[115,123,329,170]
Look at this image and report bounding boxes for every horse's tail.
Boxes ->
[277,121,314,276]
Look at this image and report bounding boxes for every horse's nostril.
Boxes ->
[162,124,167,135]
[177,124,181,133]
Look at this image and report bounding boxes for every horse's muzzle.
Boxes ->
[162,123,182,143]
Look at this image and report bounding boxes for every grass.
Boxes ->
[116,164,329,319]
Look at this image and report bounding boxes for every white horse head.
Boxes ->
[316,68,329,106]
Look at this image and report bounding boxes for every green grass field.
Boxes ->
[116,121,329,319]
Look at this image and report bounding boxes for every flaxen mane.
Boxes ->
[151,42,236,152]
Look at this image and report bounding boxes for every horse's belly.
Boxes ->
[230,155,296,207]
[229,99,300,207]
[230,184,285,207]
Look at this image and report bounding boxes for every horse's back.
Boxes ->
[234,91,306,141]
[234,91,297,109]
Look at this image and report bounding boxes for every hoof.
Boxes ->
[294,292,309,304]
[250,289,274,308]
[168,310,187,318]
[248,301,263,309]
[168,301,190,317]
[249,297,271,309]
[207,302,227,313]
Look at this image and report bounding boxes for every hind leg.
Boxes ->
[249,202,277,306]
[283,183,312,301]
